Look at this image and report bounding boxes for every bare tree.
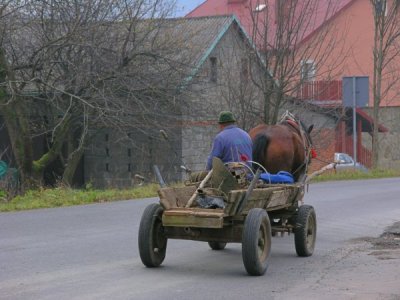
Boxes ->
[370,0,400,168]
[212,24,265,130]
[0,0,190,190]
[247,0,348,124]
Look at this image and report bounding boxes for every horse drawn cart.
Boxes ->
[138,158,317,276]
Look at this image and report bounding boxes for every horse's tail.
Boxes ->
[252,134,269,170]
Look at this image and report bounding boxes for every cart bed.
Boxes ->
[159,184,301,228]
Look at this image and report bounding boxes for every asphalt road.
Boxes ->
[1,178,400,300]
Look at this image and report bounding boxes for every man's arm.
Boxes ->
[206,137,224,170]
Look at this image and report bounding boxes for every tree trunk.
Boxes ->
[371,6,384,169]
[0,48,36,190]
[62,148,84,187]
[263,91,271,124]
[32,115,71,174]
[272,88,284,125]
[1,46,75,189]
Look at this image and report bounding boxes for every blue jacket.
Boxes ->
[206,125,253,170]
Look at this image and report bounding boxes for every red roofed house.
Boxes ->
[188,0,400,170]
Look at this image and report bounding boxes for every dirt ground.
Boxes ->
[276,222,400,300]
[367,221,400,253]
[338,222,400,299]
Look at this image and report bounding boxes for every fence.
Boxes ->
[298,80,342,105]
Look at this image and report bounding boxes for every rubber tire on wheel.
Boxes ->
[242,208,272,276]
[208,241,227,250]
[138,203,167,267]
[294,205,317,257]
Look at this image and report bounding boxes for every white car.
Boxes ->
[334,152,368,172]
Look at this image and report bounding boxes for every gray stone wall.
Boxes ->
[285,105,338,130]
[84,126,182,188]
[363,107,400,169]
[181,125,215,174]
[180,24,265,174]
[82,22,285,187]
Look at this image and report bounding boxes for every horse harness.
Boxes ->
[280,115,313,177]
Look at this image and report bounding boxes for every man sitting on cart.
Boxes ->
[206,111,253,170]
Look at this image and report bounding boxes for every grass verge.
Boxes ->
[0,184,160,212]
[309,168,400,182]
[1,169,399,212]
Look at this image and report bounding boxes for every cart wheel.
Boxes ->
[208,241,227,250]
[294,205,316,257]
[242,208,272,276]
[138,203,167,267]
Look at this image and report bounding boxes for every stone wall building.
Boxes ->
[3,15,397,189]
[363,107,400,170]
[83,16,267,187]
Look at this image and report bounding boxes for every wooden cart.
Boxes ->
[138,158,317,276]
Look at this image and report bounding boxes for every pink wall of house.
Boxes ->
[299,0,400,106]
[187,0,352,52]
[188,0,400,107]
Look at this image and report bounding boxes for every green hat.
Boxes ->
[218,111,236,124]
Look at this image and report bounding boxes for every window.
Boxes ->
[373,0,399,16]
[254,3,267,12]
[374,0,387,15]
[241,58,249,82]
[127,148,132,157]
[210,57,217,83]
[339,154,353,164]
[386,0,400,15]
[301,60,316,81]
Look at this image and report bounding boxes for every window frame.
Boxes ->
[301,59,316,82]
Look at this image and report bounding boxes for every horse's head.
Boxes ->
[299,121,316,159]
[300,121,313,145]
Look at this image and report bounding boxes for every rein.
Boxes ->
[279,112,313,176]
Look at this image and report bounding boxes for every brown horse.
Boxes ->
[248,113,314,182]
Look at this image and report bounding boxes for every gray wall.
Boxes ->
[84,126,182,188]
[363,107,400,169]
[180,24,265,175]
[83,23,267,187]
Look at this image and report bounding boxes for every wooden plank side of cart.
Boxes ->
[162,208,225,228]
[159,184,301,229]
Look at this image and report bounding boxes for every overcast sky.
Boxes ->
[175,0,204,16]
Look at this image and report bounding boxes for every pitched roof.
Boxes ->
[18,16,263,96]
[159,15,234,69]
[115,15,237,90]
[187,0,354,47]
[158,15,264,88]
[355,108,388,133]
[164,15,236,87]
